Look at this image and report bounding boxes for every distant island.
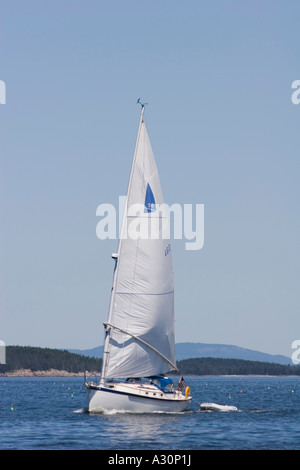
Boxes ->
[1,345,300,377]
[175,357,300,376]
[0,346,101,377]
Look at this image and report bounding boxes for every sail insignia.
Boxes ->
[144,183,156,213]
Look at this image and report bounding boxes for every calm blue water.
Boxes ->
[1,375,300,450]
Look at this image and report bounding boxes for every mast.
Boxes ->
[100,103,146,385]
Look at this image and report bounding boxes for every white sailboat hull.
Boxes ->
[85,382,191,413]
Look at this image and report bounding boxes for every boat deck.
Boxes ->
[85,380,189,402]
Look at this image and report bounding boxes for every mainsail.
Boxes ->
[101,108,176,379]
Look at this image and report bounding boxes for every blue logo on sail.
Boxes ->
[144,183,156,213]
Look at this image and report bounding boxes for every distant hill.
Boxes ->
[69,342,292,365]
[69,346,103,358]
[175,343,292,365]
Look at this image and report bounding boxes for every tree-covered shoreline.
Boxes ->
[1,346,300,376]
[0,346,101,375]
[175,357,300,376]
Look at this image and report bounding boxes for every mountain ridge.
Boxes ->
[69,342,292,365]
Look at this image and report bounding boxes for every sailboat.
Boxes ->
[85,102,191,413]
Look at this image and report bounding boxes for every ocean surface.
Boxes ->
[1,375,300,450]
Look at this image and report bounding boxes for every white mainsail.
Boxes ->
[101,108,176,380]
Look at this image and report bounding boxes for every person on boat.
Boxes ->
[177,376,186,391]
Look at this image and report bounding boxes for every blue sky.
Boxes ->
[0,1,299,358]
